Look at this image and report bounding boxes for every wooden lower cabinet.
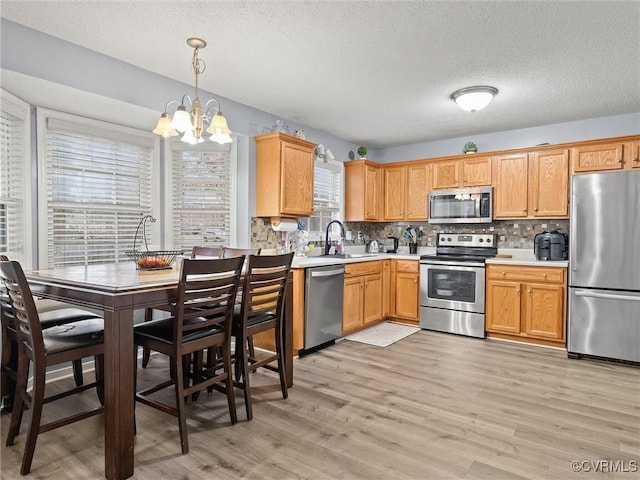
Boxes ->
[342,261,384,335]
[486,265,566,347]
[389,259,419,324]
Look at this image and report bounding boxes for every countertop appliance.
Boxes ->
[534,230,568,261]
[302,264,344,355]
[386,236,399,253]
[419,233,497,338]
[428,186,492,224]
[367,240,379,253]
[568,170,640,363]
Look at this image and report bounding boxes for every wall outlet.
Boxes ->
[345,230,352,241]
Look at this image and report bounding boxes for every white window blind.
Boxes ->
[42,114,154,267]
[170,142,233,250]
[307,160,343,233]
[0,108,25,260]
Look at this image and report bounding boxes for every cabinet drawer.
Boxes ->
[345,260,383,276]
[394,260,419,273]
[487,265,565,283]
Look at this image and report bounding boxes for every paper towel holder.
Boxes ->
[270,216,299,232]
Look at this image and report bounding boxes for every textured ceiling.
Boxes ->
[2,1,639,148]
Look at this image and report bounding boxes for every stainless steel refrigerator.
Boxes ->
[568,170,640,362]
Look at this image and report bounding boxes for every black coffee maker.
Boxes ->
[386,236,399,253]
[534,230,568,261]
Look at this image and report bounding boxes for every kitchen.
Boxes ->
[1,2,640,479]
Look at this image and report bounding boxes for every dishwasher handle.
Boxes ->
[309,268,344,278]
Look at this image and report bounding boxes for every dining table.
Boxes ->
[25,261,294,480]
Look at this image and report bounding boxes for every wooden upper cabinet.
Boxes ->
[461,155,492,187]
[255,132,316,218]
[383,165,406,220]
[528,149,569,218]
[570,141,625,173]
[405,162,430,220]
[345,160,380,221]
[431,159,460,189]
[381,162,430,221]
[493,153,529,218]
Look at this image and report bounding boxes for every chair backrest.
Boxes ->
[174,256,245,349]
[239,253,294,328]
[220,247,261,259]
[191,246,223,259]
[0,256,16,332]
[0,260,45,364]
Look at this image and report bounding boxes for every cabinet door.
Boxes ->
[383,166,406,220]
[630,141,640,169]
[394,272,419,320]
[364,164,381,220]
[528,149,569,218]
[343,276,363,334]
[493,153,528,218]
[462,155,492,187]
[431,160,460,189]
[363,274,383,325]
[280,142,315,215]
[486,280,522,334]
[405,162,429,220]
[571,142,625,173]
[524,283,565,340]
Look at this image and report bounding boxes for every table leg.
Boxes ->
[103,307,135,479]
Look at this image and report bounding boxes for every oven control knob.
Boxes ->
[486,237,492,243]
[447,237,452,242]
[479,238,484,243]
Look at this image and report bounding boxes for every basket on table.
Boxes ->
[126,250,183,270]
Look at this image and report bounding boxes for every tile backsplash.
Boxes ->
[251,218,569,252]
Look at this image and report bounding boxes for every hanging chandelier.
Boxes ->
[152,37,232,144]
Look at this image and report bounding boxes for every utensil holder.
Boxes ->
[409,243,418,254]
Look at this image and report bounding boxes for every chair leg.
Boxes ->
[222,341,237,425]
[5,353,29,446]
[191,351,202,401]
[94,355,104,405]
[20,364,46,475]
[173,354,188,454]
[72,359,84,386]
[274,325,288,400]
[240,335,253,421]
[141,308,153,368]
[1,328,17,414]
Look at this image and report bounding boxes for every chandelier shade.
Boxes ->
[152,37,233,144]
[451,86,498,112]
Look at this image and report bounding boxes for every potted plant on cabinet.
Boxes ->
[463,141,477,154]
[357,146,367,159]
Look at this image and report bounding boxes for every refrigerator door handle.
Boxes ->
[574,290,640,302]
[570,197,577,271]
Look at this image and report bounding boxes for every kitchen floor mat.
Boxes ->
[345,322,421,347]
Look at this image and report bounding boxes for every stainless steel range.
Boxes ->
[419,233,497,338]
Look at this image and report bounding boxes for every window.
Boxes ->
[38,109,158,267]
[306,159,343,235]
[167,140,236,251]
[0,90,30,264]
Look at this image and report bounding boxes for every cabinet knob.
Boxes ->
[516,288,520,293]
[502,271,506,276]
[523,208,527,212]
[534,207,538,212]
[528,289,532,293]
[618,159,624,164]
[413,279,417,285]
[634,157,639,163]
[543,273,547,278]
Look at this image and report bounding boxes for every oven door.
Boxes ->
[420,262,485,313]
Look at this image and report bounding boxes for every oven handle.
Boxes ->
[420,260,485,268]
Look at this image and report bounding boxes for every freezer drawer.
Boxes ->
[568,288,640,362]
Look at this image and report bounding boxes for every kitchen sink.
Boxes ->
[321,253,379,259]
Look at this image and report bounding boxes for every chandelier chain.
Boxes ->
[191,47,206,99]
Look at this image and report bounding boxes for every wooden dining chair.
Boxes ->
[0,256,101,414]
[133,256,244,454]
[191,246,223,258]
[232,252,293,421]
[0,260,105,476]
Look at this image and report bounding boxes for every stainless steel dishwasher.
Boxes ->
[302,264,344,354]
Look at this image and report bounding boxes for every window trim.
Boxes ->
[35,107,161,267]
[0,89,32,267]
[306,157,344,241]
[162,136,238,250]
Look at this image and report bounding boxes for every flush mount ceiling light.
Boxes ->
[152,38,232,144]
[451,86,499,113]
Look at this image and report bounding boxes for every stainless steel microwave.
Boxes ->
[428,186,492,224]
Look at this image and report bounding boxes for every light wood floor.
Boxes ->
[1,330,639,479]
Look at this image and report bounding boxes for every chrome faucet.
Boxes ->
[324,220,346,255]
